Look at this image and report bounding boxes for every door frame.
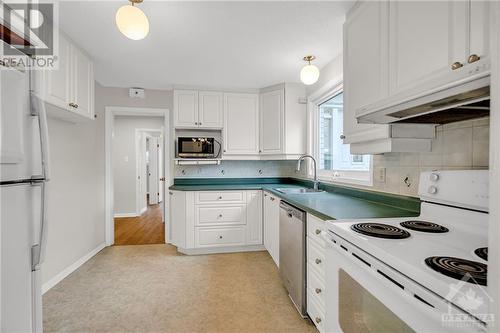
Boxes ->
[105,107,171,246]
[135,128,163,214]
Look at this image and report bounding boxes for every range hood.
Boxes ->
[357,76,490,125]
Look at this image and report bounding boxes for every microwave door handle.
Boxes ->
[30,93,51,181]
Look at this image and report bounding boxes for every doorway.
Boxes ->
[105,107,171,246]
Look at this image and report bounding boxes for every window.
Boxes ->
[313,90,372,185]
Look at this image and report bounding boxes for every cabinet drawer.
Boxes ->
[307,214,325,248]
[196,205,246,226]
[195,226,246,248]
[307,292,325,333]
[195,191,245,204]
[307,239,325,278]
[307,263,326,307]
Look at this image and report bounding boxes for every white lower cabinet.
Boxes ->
[170,190,264,254]
[263,191,280,267]
[306,213,326,332]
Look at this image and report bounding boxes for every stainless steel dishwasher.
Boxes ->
[279,201,306,317]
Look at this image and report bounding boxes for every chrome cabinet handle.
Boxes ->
[218,196,223,200]
[315,288,322,294]
[315,258,322,265]
[315,229,321,235]
[270,197,275,201]
[340,134,346,140]
[315,317,322,324]
[468,54,480,63]
[218,214,223,218]
[69,102,79,108]
[199,122,202,125]
[195,122,198,125]
[218,235,223,239]
[169,191,173,195]
[287,213,293,218]
[451,62,463,70]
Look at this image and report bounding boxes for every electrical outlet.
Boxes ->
[377,167,386,183]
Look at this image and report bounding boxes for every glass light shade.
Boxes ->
[300,64,320,85]
[115,5,149,40]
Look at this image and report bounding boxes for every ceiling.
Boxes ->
[59,1,354,90]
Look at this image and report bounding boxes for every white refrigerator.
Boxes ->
[0,42,50,332]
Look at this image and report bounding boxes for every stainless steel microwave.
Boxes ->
[177,137,216,158]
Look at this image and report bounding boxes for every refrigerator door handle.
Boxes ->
[31,181,47,271]
[30,93,51,181]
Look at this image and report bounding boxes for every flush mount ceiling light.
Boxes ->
[115,0,149,41]
[300,55,320,85]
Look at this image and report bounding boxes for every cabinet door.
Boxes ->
[469,1,489,64]
[263,193,272,253]
[388,1,467,95]
[169,190,186,248]
[343,1,390,144]
[198,91,223,129]
[223,93,259,155]
[246,191,263,245]
[174,90,198,128]
[260,89,284,154]
[269,194,280,267]
[44,33,71,109]
[71,45,94,119]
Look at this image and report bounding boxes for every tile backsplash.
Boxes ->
[174,160,298,178]
[173,117,489,198]
[368,117,489,197]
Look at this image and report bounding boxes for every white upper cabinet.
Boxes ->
[44,33,71,110]
[35,33,95,121]
[343,1,391,144]
[469,1,490,67]
[174,90,223,129]
[223,93,260,156]
[260,89,284,154]
[174,90,199,128]
[259,83,307,158]
[71,44,94,119]
[388,1,467,96]
[198,91,223,129]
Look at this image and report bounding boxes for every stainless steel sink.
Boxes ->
[275,187,324,194]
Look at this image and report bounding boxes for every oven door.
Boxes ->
[323,232,486,333]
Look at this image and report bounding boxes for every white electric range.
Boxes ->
[323,170,490,333]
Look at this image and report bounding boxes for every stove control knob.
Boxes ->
[428,186,438,194]
[429,173,439,182]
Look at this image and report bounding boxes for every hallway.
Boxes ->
[114,205,165,245]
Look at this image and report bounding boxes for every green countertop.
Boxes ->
[169,178,420,220]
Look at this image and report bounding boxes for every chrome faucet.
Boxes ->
[296,155,320,190]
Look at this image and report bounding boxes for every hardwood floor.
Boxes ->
[114,204,165,245]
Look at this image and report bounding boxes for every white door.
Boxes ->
[148,137,159,205]
[263,192,279,267]
[71,45,94,119]
[174,90,198,128]
[260,89,284,154]
[343,1,390,144]
[44,33,71,110]
[388,1,467,96]
[198,91,223,129]
[223,93,259,155]
[158,136,164,205]
[469,1,490,65]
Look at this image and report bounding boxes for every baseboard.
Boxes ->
[42,242,106,294]
[114,212,138,218]
[177,244,266,255]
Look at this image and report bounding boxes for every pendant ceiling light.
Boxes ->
[115,0,149,40]
[300,55,320,85]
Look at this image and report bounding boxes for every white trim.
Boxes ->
[105,107,171,247]
[114,212,139,218]
[177,245,266,256]
[307,82,373,186]
[42,243,106,294]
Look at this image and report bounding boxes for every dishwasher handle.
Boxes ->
[279,201,305,221]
